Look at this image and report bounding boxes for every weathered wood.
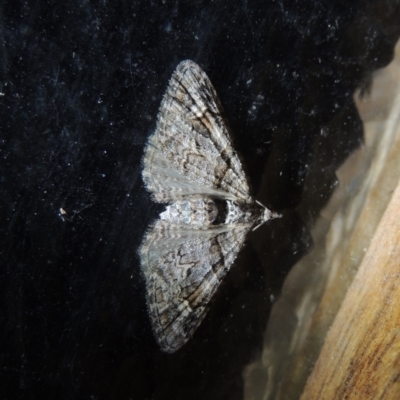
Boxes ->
[301,179,400,399]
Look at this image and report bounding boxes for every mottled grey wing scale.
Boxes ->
[139,221,250,353]
[142,60,251,203]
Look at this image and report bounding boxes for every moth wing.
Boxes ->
[139,221,250,353]
[142,60,251,203]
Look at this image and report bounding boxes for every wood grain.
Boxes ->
[301,179,400,399]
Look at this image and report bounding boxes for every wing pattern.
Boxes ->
[139,61,260,352]
[140,221,250,353]
[142,60,251,202]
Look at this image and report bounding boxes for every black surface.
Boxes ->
[1,1,400,399]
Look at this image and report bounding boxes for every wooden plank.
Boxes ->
[301,179,400,399]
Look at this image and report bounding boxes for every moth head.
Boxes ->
[253,200,282,231]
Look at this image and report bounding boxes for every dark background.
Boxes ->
[1,1,399,399]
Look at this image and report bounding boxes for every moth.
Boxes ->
[139,60,280,353]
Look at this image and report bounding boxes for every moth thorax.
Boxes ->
[225,200,251,224]
[160,197,218,226]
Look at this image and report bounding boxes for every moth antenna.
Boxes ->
[256,200,266,209]
[252,221,264,231]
